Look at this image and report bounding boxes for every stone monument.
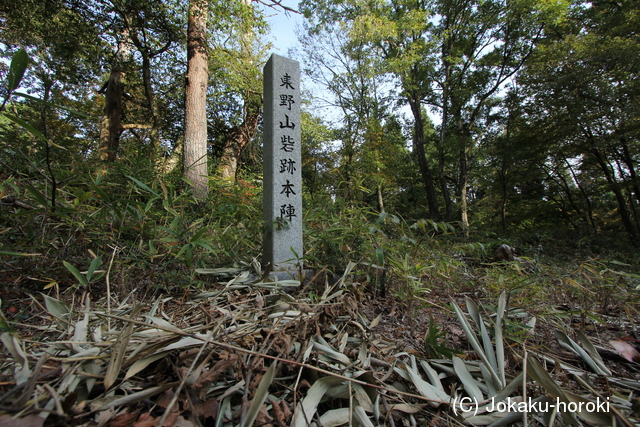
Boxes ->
[263,54,303,273]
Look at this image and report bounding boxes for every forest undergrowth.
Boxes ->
[1,172,640,426]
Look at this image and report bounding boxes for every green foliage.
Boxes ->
[423,317,457,359]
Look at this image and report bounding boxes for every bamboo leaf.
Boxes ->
[13,92,93,118]
[452,356,484,403]
[63,261,88,287]
[450,298,502,388]
[125,351,172,380]
[104,305,143,390]
[293,376,344,427]
[495,291,507,385]
[353,406,375,427]
[4,114,47,142]
[8,49,29,92]
[127,175,161,197]
[41,294,70,319]
[92,382,178,411]
[242,362,277,427]
[576,330,611,375]
[402,364,450,405]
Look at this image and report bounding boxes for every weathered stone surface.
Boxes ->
[262,54,303,271]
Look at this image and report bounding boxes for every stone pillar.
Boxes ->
[263,54,303,272]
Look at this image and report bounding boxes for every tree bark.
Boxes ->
[408,93,440,221]
[99,33,128,162]
[216,100,261,180]
[592,148,639,245]
[183,0,209,200]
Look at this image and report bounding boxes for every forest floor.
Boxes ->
[1,253,640,426]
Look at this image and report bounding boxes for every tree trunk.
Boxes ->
[183,0,209,200]
[459,144,469,234]
[620,138,640,207]
[408,94,440,221]
[99,33,129,162]
[458,121,471,234]
[216,102,261,180]
[438,46,453,221]
[592,148,639,245]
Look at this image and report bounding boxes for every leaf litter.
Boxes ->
[0,267,639,426]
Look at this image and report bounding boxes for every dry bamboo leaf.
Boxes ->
[313,336,351,365]
[92,382,179,412]
[41,294,70,322]
[450,299,502,388]
[526,357,611,426]
[1,332,31,384]
[452,356,484,403]
[402,364,450,406]
[555,330,611,376]
[419,360,444,391]
[318,408,350,426]
[495,291,507,386]
[369,312,382,329]
[241,362,277,427]
[352,406,375,427]
[71,313,89,354]
[145,315,183,333]
[132,412,159,427]
[352,383,374,413]
[388,403,427,414]
[125,350,172,380]
[107,410,140,427]
[104,305,143,390]
[463,412,511,426]
[292,376,344,427]
[268,310,303,319]
[575,330,612,373]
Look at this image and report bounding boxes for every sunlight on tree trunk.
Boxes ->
[184,0,209,200]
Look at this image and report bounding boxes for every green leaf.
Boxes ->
[12,92,93,118]
[4,114,47,142]
[8,49,29,93]
[86,256,102,282]
[127,176,161,197]
[63,261,88,287]
[375,247,385,266]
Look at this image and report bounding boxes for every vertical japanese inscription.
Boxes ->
[263,54,302,271]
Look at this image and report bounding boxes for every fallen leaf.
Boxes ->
[108,410,139,427]
[609,339,640,362]
[132,412,158,427]
[0,415,44,427]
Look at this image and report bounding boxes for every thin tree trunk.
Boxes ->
[438,50,453,221]
[565,159,597,232]
[377,184,385,213]
[459,144,469,234]
[184,0,209,200]
[458,120,471,234]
